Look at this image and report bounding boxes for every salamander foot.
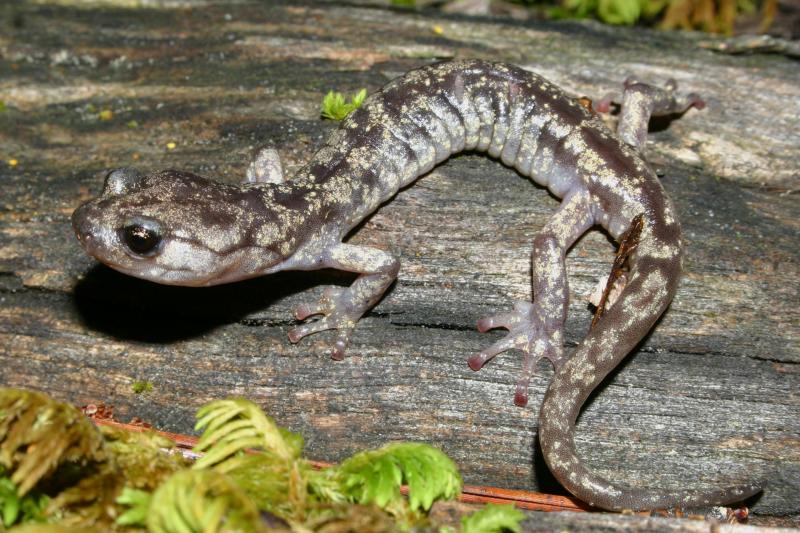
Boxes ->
[469,300,564,407]
[288,287,360,360]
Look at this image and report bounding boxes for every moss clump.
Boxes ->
[320,89,367,121]
[0,389,525,532]
[131,382,153,394]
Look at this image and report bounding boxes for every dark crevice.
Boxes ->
[237,318,296,328]
[663,345,798,365]
[2,284,70,296]
[388,320,475,332]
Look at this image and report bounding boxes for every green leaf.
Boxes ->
[192,399,302,469]
[1,477,20,527]
[321,88,368,120]
[0,476,50,527]
[460,503,526,533]
[597,0,641,24]
[335,442,462,512]
[115,487,152,526]
[352,88,367,107]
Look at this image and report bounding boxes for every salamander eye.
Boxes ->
[121,221,162,256]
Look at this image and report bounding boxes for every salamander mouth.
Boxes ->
[73,233,128,272]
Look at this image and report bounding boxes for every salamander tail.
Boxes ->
[538,251,760,511]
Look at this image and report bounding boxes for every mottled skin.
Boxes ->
[72,60,759,511]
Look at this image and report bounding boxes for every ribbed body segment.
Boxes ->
[298,61,613,233]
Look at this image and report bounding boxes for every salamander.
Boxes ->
[72,60,760,511]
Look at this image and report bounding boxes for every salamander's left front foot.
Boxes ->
[288,287,362,360]
[287,242,400,361]
[469,301,565,407]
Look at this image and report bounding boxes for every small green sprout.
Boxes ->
[321,88,367,121]
[131,381,153,394]
[0,475,50,527]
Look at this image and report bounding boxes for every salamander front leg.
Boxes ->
[469,192,594,407]
[288,243,400,360]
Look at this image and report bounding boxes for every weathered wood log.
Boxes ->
[0,1,797,528]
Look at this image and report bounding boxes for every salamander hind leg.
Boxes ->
[595,78,705,152]
[468,192,595,407]
[288,243,399,360]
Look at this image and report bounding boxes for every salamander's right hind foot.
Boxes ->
[469,300,565,407]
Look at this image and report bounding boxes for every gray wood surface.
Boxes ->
[0,1,797,528]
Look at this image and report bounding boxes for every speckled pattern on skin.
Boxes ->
[72,60,759,511]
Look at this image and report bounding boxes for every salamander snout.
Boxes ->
[71,202,103,257]
[72,202,91,240]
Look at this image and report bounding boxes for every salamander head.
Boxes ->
[72,168,289,286]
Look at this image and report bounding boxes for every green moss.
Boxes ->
[320,88,367,121]
[335,442,462,512]
[131,381,153,394]
[519,0,767,33]
[460,503,526,533]
[0,474,50,528]
[0,389,512,532]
